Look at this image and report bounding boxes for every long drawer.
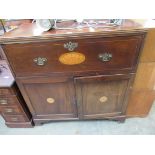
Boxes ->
[3,35,144,77]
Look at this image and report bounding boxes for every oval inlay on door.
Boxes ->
[99,96,108,103]
[47,98,55,104]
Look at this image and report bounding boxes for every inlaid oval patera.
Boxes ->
[99,96,108,103]
[59,52,85,65]
[47,98,55,104]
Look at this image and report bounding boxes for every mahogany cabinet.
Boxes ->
[0,20,150,126]
[2,31,146,125]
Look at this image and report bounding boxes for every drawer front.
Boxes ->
[2,114,29,122]
[17,76,78,120]
[4,35,144,76]
[0,83,18,96]
[0,105,23,114]
[0,96,20,106]
[0,88,12,95]
[75,74,133,119]
[0,88,16,95]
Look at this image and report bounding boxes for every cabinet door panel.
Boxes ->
[17,77,77,120]
[75,74,133,119]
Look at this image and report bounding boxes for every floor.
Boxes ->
[0,103,155,135]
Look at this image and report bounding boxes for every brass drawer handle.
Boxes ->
[33,57,47,66]
[0,99,8,105]
[64,41,78,51]
[4,108,13,113]
[11,117,18,121]
[98,53,112,62]
[99,96,108,103]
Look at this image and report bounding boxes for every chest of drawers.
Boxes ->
[0,51,33,127]
[0,85,33,127]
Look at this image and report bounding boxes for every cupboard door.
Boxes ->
[17,77,77,121]
[75,74,133,119]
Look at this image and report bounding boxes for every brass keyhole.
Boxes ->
[99,96,108,103]
[47,98,55,104]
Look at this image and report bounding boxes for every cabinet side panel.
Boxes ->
[140,28,155,62]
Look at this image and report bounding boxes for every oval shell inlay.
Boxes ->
[47,98,55,104]
[59,52,85,65]
[99,96,108,103]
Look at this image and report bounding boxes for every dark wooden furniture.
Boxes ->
[0,20,148,126]
[0,50,33,127]
[0,83,33,128]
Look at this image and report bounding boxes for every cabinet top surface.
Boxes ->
[0,19,153,44]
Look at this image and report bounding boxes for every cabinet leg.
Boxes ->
[116,116,126,123]
[34,122,43,126]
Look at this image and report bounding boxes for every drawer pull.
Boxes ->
[47,98,55,104]
[99,96,108,103]
[64,41,78,51]
[33,57,47,66]
[11,117,18,121]
[0,99,8,105]
[5,108,13,113]
[98,53,112,62]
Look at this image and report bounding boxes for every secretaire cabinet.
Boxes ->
[1,26,146,125]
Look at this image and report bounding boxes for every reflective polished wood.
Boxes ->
[3,35,143,77]
[140,29,155,62]
[127,27,155,117]
[1,19,153,125]
[0,20,147,44]
[133,62,155,90]
[127,90,155,117]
